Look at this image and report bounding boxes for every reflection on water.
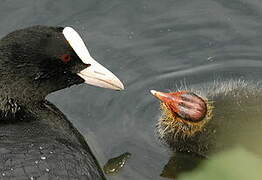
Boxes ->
[103,152,131,175]
[160,152,203,179]
[2,0,262,179]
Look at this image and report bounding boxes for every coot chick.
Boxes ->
[151,80,262,157]
[0,26,124,179]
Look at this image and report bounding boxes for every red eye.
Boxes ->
[60,54,71,63]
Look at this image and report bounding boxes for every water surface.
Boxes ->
[1,0,262,179]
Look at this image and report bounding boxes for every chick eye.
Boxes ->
[60,54,71,63]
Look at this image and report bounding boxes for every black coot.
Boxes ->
[0,26,124,180]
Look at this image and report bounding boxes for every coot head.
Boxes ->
[150,90,213,139]
[0,26,124,105]
[0,25,125,178]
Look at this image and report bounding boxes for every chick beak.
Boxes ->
[63,27,124,90]
[150,89,185,117]
[150,90,175,103]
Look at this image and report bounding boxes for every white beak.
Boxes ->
[63,27,124,90]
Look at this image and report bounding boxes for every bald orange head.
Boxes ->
[151,90,207,123]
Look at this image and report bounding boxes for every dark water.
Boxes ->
[1,0,262,179]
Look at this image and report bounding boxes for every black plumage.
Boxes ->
[0,26,106,180]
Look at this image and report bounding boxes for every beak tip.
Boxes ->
[150,90,157,96]
[113,77,125,90]
[117,82,125,91]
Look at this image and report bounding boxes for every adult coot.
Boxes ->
[0,26,124,180]
[151,80,262,157]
